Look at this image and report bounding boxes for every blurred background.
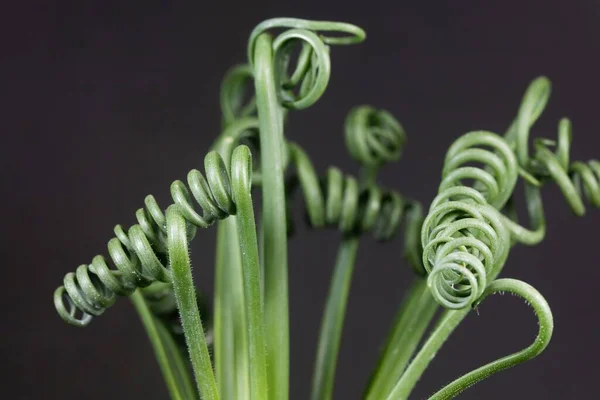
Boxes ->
[3,0,599,398]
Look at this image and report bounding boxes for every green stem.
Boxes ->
[359,166,378,186]
[310,164,383,400]
[155,317,199,400]
[231,146,269,399]
[214,219,249,400]
[253,32,290,399]
[214,130,255,400]
[311,237,359,400]
[167,205,219,400]
[130,290,197,400]
[365,277,438,400]
[385,308,469,400]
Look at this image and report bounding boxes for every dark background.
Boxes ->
[3,1,600,399]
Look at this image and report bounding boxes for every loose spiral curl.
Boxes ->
[533,120,600,214]
[503,76,599,233]
[54,145,253,326]
[248,18,365,110]
[421,131,517,309]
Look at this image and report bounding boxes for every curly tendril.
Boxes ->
[246,20,368,396]
[248,18,365,110]
[53,146,254,327]
[210,109,422,275]
[344,105,407,168]
[501,76,599,245]
[286,142,421,242]
[421,131,516,309]
[392,125,554,399]
[406,76,599,399]
[52,13,591,399]
[533,120,600,214]
[276,105,423,271]
[248,17,366,62]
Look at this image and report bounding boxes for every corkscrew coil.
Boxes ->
[422,76,599,311]
[421,131,516,309]
[54,146,253,326]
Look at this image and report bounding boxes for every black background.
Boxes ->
[3,1,600,399]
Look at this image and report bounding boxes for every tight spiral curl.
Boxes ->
[54,146,253,326]
[344,105,407,168]
[412,76,600,399]
[422,76,598,310]
[421,131,516,309]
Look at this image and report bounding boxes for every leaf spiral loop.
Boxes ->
[288,144,409,238]
[421,131,516,309]
[533,120,600,214]
[53,145,253,327]
[501,76,599,244]
[344,105,407,168]
[248,18,365,110]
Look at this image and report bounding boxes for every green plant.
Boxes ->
[52,17,598,399]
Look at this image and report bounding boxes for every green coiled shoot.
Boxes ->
[50,17,597,400]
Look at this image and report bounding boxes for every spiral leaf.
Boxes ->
[501,77,598,245]
[248,17,365,110]
[284,142,423,271]
[345,105,407,168]
[422,131,516,309]
[54,145,254,327]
